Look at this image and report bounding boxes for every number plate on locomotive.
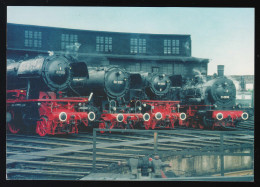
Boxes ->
[113,80,124,84]
[221,96,230,99]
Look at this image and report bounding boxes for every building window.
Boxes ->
[152,67,159,73]
[164,39,180,55]
[160,63,173,74]
[130,38,146,54]
[141,62,152,73]
[96,36,112,52]
[174,63,184,75]
[61,34,78,51]
[24,30,42,48]
[125,62,141,72]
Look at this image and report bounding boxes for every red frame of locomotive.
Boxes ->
[7,89,249,136]
[184,105,248,129]
[7,90,91,136]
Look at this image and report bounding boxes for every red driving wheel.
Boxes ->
[99,121,106,134]
[7,111,20,134]
[36,117,48,136]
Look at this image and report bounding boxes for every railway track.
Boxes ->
[6,121,254,180]
[235,116,254,131]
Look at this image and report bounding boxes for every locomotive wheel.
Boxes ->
[186,119,194,128]
[99,121,106,134]
[202,116,212,130]
[170,119,176,129]
[117,122,126,129]
[144,123,151,130]
[36,117,48,136]
[197,119,205,129]
[126,122,134,130]
[7,111,21,134]
[8,123,20,134]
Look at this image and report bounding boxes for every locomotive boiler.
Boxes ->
[71,66,129,99]
[7,55,87,98]
[128,72,172,100]
[142,72,172,99]
[182,65,236,109]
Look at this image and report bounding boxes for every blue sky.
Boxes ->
[7,7,254,75]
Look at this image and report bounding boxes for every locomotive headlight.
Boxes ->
[180,113,187,121]
[143,113,150,122]
[138,107,142,111]
[88,111,96,121]
[143,104,147,107]
[113,107,117,111]
[59,112,67,122]
[213,104,218,109]
[155,112,162,120]
[116,114,124,122]
[216,113,223,120]
[241,112,249,120]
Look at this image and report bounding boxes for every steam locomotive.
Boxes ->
[6,55,96,136]
[180,65,249,129]
[6,55,249,136]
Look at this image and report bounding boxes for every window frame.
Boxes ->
[130,38,146,54]
[163,39,180,55]
[96,36,112,52]
[24,30,42,48]
[61,33,78,52]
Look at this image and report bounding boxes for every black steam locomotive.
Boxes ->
[179,65,249,129]
[6,55,94,136]
[181,65,236,109]
[7,55,88,98]
[6,55,250,135]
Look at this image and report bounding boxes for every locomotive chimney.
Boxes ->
[217,65,224,77]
